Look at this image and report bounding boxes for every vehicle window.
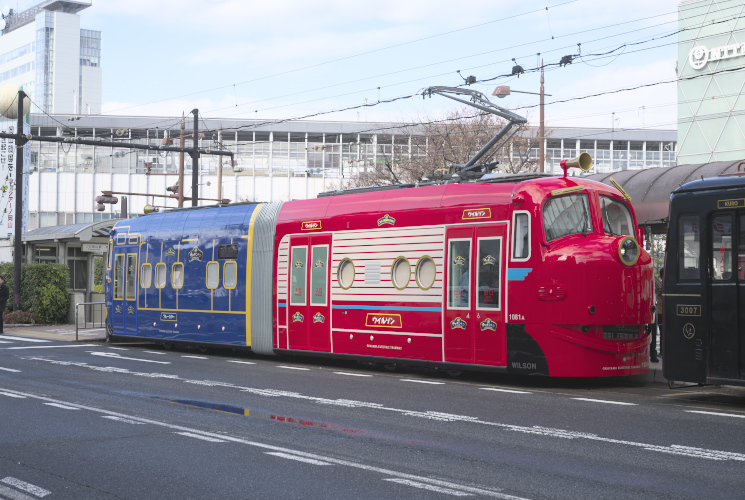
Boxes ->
[206,261,219,289]
[513,212,530,259]
[679,215,700,281]
[291,247,307,304]
[155,263,166,288]
[140,263,152,288]
[126,254,137,300]
[114,254,125,299]
[600,196,634,236]
[172,262,184,288]
[311,246,328,304]
[477,238,501,309]
[448,240,471,308]
[224,261,237,288]
[711,214,733,281]
[544,194,593,241]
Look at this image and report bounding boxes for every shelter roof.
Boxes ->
[23,219,123,243]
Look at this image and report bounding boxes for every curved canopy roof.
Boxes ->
[23,219,123,243]
[585,160,745,227]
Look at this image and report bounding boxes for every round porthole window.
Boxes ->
[392,257,411,290]
[416,257,436,290]
[338,259,355,289]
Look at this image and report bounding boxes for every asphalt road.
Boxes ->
[0,333,743,500]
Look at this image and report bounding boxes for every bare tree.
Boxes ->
[334,107,551,190]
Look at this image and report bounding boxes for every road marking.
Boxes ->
[0,336,50,343]
[89,352,171,364]
[175,432,227,443]
[107,347,129,350]
[0,391,25,398]
[43,403,80,410]
[400,379,445,385]
[0,484,38,500]
[181,355,208,359]
[228,360,256,365]
[384,478,473,496]
[1,477,51,498]
[102,416,145,425]
[686,410,745,419]
[277,365,310,370]
[571,398,637,406]
[143,351,167,355]
[3,344,98,350]
[480,388,531,394]
[333,372,373,377]
[0,367,20,372]
[265,452,332,465]
[0,340,12,343]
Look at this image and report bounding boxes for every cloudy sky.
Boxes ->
[11,0,680,130]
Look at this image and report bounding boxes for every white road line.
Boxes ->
[107,347,129,350]
[333,372,373,377]
[686,410,745,419]
[1,477,51,497]
[228,360,256,365]
[400,379,445,385]
[0,391,25,398]
[102,416,145,425]
[0,336,50,343]
[3,344,98,350]
[0,484,38,500]
[480,388,531,394]
[384,478,473,497]
[175,432,227,443]
[143,351,167,355]
[43,403,80,410]
[572,398,637,406]
[264,452,333,465]
[181,355,208,359]
[89,352,171,364]
[0,367,20,372]
[0,340,13,343]
[277,365,310,371]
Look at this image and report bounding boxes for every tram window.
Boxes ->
[172,262,184,289]
[114,254,125,300]
[711,214,733,281]
[679,215,700,281]
[126,254,137,300]
[513,212,530,260]
[155,263,166,288]
[392,257,411,290]
[218,244,239,260]
[739,215,745,280]
[449,240,471,308]
[140,263,152,288]
[477,239,501,309]
[107,240,113,270]
[600,196,634,236]
[338,258,355,290]
[416,257,436,290]
[544,194,593,241]
[224,261,237,289]
[311,246,328,304]
[291,247,308,304]
[206,261,219,289]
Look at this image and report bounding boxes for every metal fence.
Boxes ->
[74,302,107,341]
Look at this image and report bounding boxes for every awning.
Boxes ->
[23,219,124,243]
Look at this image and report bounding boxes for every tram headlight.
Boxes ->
[617,236,640,266]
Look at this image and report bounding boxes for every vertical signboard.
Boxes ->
[0,120,29,239]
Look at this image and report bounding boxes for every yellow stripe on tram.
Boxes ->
[244,204,263,347]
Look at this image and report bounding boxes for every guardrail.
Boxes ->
[74,302,107,342]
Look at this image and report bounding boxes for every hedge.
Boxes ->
[0,262,70,324]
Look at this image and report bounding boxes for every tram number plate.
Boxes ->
[676,305,701,316]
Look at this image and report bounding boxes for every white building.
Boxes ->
[0,0,101,115]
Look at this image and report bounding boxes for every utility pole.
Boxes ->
[178,113,185,208]
[191,109,199,207]
[13,90,27,312]
[539,59,545,173]
[217,125,223,204]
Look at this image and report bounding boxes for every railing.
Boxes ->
[74,302,107,342]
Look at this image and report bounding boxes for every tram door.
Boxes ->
[111,241,139,336]
[287,235,332,352]
[709,212,745,379]
[444,225,507,365]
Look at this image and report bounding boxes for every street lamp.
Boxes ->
[492,61,551,172]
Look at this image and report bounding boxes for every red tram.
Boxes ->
[106,87,654,377]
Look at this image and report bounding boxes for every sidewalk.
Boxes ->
[1,324,107,342]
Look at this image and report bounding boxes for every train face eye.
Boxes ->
[618,236,640,266]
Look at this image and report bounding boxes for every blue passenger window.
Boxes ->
[172,262,184,289]
[155,263,166,288]
[140,263,152,288]
[224,261,237,289]
[206,261,219,289]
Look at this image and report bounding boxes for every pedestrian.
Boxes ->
[651,270,663,363]
[0,275,8,334]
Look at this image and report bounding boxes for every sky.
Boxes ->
[11,0,682,131]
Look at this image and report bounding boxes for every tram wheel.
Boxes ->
[162,343,174,350]
[382,363,398,372]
